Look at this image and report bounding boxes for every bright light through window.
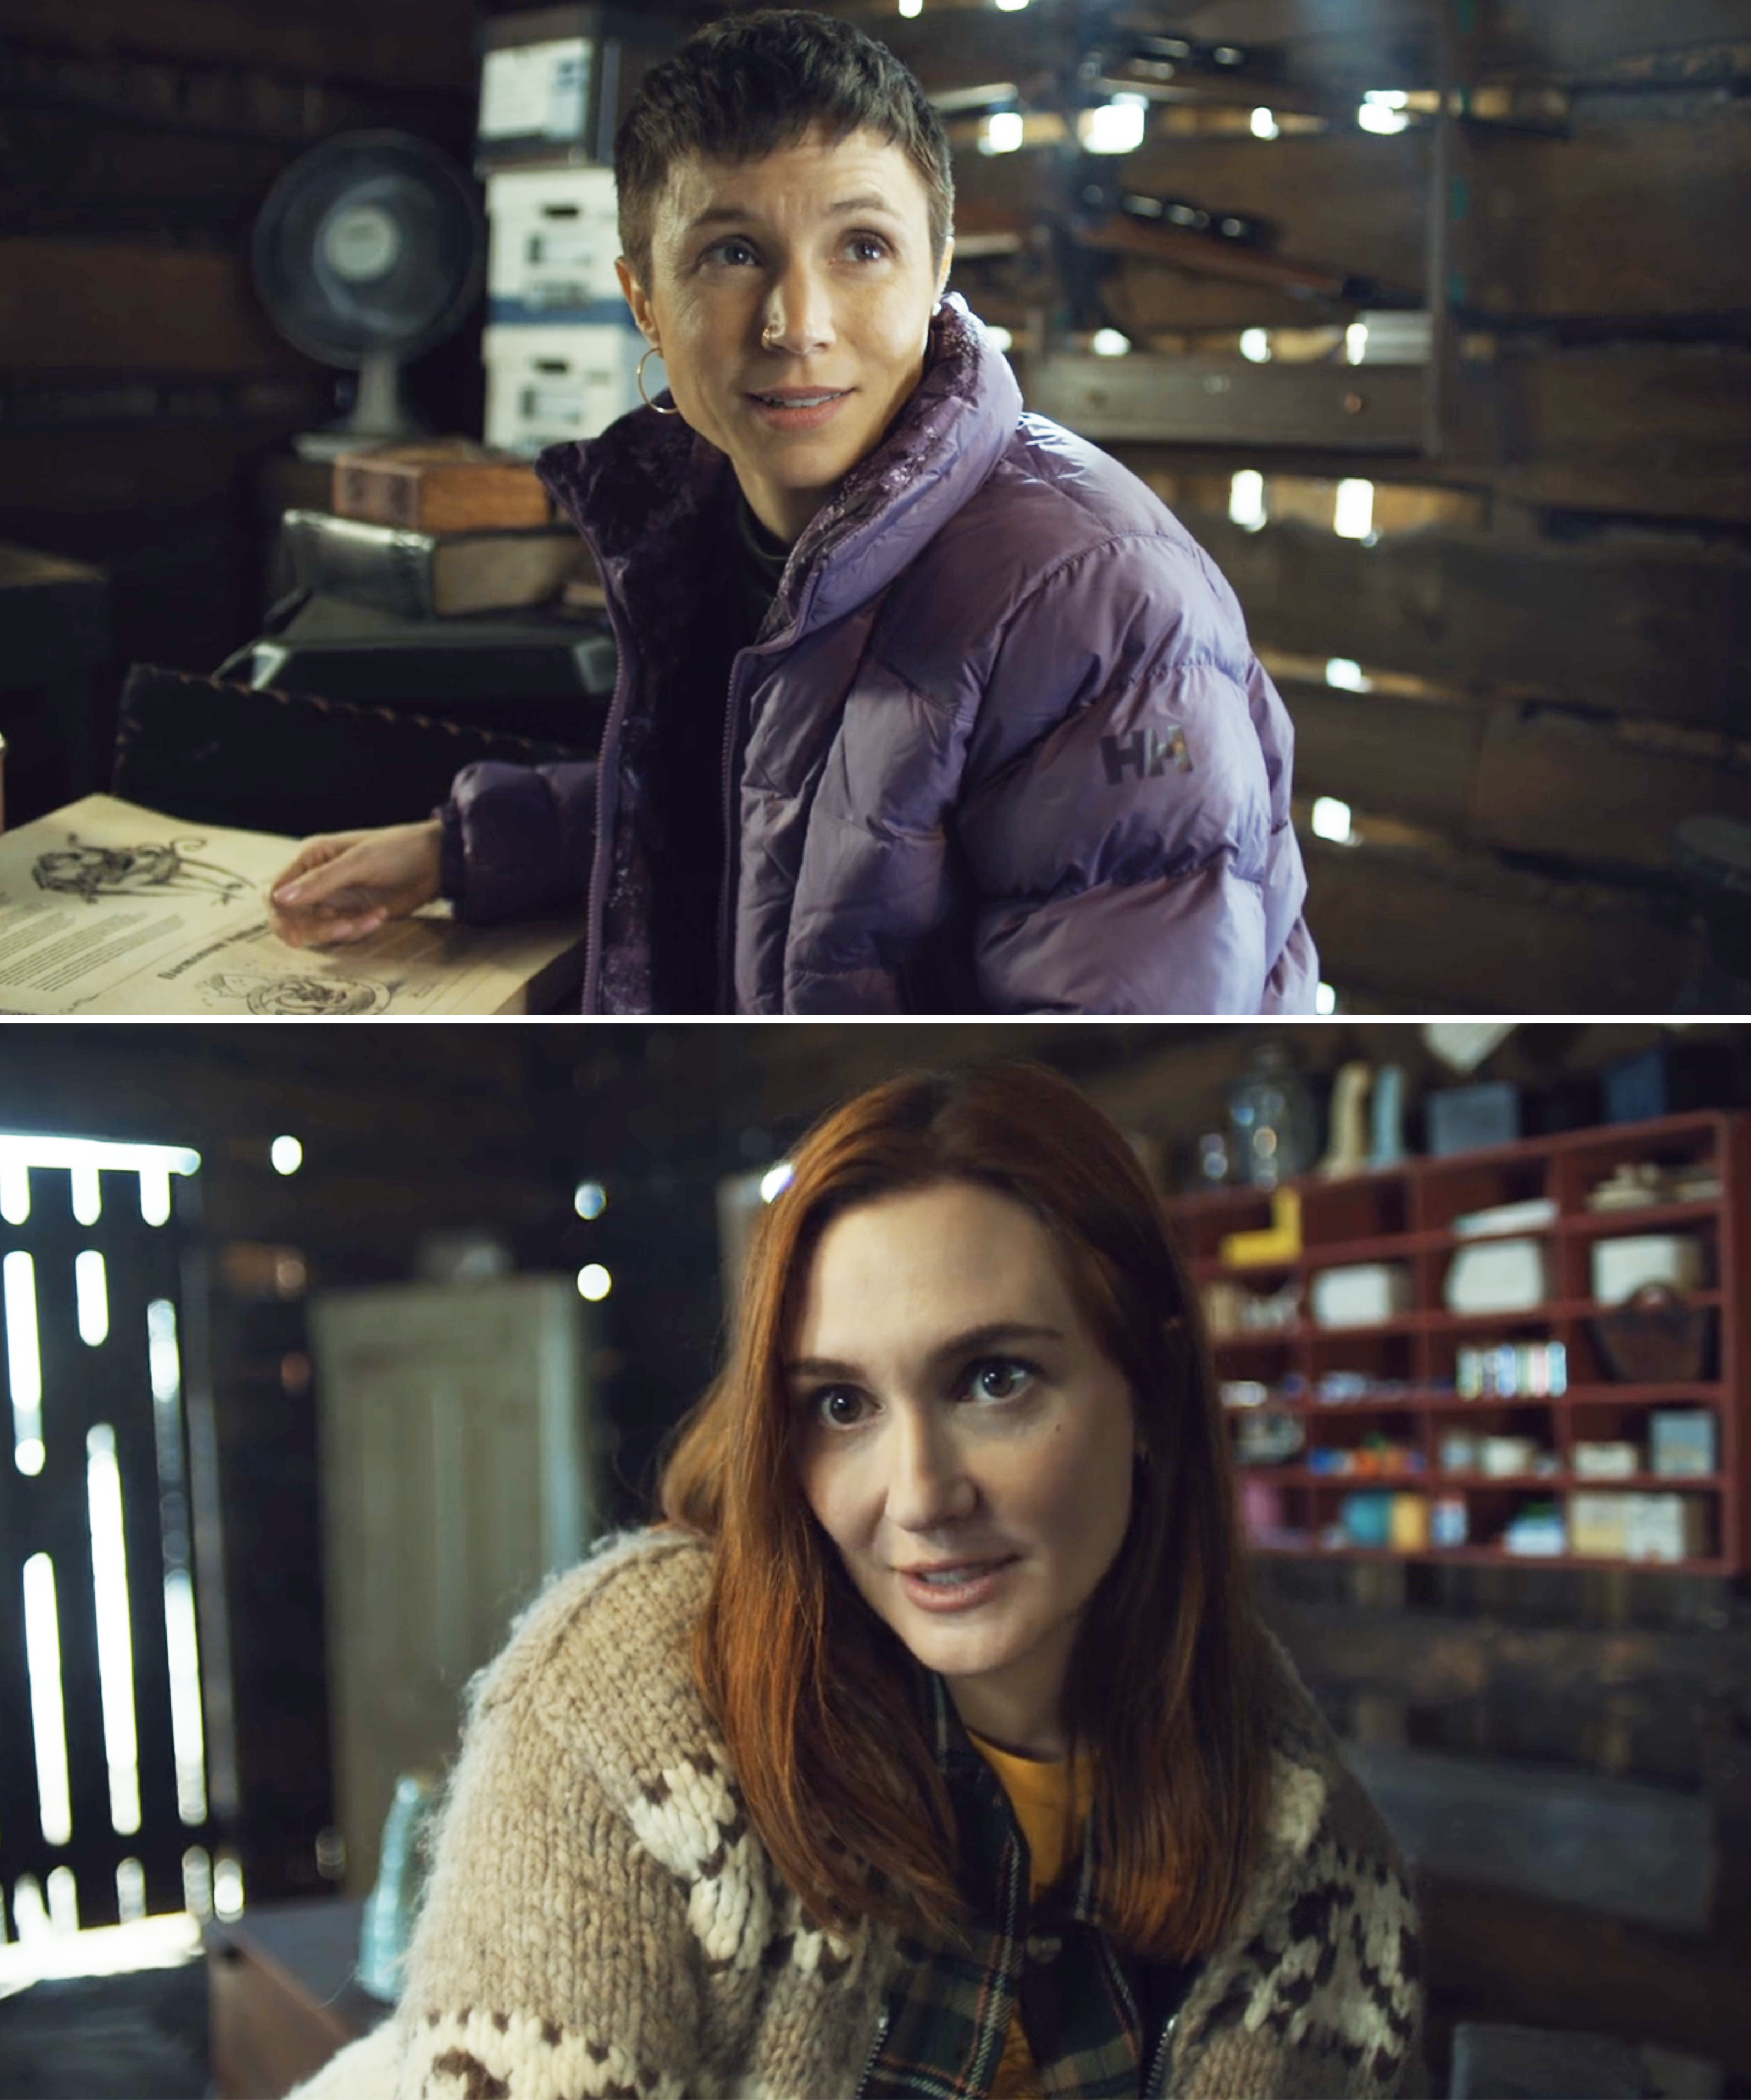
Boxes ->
[270,1135,303,1176]
[898,0,921,15]
[760,1163,795,1204]
[1250,106,1280,140]
[1081,96,1148,155]
[1326,658,1372,692]
[1239,328,1271,363]
[1091,328,1131,358]
[1333,479,1375,540]
[980,110,1024,154]
[1228,470,1267,531]
[5,1252,43,1475]
[182,1848,212,1923]
[985,324,1015,354]
[46,1868,77,1936]
[147,1299,182,1406]
[213,1852,245,1921]
[1316,982,1338,1015]
[75,1251,109,1347]
[11,1877,48,1946]
[87,1426,141,1837]
[1345,321,1370,365]
[164,1570,207,1826]
[574,1180,607,1220]
[1312,797,1355,843]
[577,1264,613,1303]
[995,0,1030,12]
[1359,101,1410,134]
[23,1554,73,1847]
[0,1135,198,1230]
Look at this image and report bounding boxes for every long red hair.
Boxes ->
[659,1060,1272,1957]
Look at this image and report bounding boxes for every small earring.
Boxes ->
[638,347,679,416]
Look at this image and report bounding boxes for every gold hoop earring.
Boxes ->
[638,347,679,416]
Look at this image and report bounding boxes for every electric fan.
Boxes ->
[252,131,487,462]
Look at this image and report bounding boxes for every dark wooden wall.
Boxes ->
[0,0,486,809]
[816,0,1751,1013]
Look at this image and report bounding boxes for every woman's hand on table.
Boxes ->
[267,820,444,948]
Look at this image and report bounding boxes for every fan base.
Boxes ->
[292,350,427,462]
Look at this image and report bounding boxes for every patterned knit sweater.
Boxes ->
[292,1527,1426,2100]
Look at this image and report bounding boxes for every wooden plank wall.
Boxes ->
[826,0,1751,1013]
[0,0,483,789]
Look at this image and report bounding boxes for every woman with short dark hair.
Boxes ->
[270,12,1318,1015]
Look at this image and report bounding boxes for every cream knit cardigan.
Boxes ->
[291,1527,1426,2100]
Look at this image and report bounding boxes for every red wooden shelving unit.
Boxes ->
[1165,1110,1749,1574]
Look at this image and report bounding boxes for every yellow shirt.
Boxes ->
[966,1730,1096,2100]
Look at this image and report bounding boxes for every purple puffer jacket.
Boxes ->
[440,296,1318,1014]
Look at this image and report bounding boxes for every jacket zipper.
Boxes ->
[1143,2010,1182,2100]
[714,573,822,1013]
[851,2007,889,2100]
[715,650,747,1014]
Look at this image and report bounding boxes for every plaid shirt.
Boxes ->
[859,1676,1200,2100]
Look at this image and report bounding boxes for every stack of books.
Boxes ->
[284,439,603,621]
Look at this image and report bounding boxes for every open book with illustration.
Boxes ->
[0,796,583,1015]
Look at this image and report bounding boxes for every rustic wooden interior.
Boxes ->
[0,1021,1746,2095]
[2,0,1748,1009]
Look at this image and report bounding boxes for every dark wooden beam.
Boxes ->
[0,239,308,374]
[1421,1874,1751,2074]
[1188,512,1751,732]
[0,0,479,92]
[1300,831,1697,1012]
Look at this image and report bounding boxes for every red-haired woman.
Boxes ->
[298,1063,1423,2100]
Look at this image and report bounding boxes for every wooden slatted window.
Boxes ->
[0,1135,233,1957]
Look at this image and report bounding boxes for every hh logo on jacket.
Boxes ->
[1101,725,1194,784]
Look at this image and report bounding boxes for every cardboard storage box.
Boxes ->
[1625,1492,1710,1564]
[1572,1441,1641,1479]
[1310,1262,1412,1329]
[1570,1492,1633,1559]
[1649,1409,1717,1477]
[1591,1233,1708,1307]
[1444,1237,1552,1315]
[487,166,624,321]
[1426,1081,1520,1157]
[476,5,677,171]
[484,319,649,452]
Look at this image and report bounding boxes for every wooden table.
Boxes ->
[205,1898,388,2099]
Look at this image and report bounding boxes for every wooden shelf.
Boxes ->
[1193,1214,1677,1281]
[1222,1382,1725,1415]
[1237,1466,1722,1492]
[1248,1541,1729,1575]
[1172,1108,1749,1575]
[1559,1198,1722,1240]
[1210,1290,1722,1347]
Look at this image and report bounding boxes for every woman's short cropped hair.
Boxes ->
[615,9,955,283]
[660,1060,1273,1959]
